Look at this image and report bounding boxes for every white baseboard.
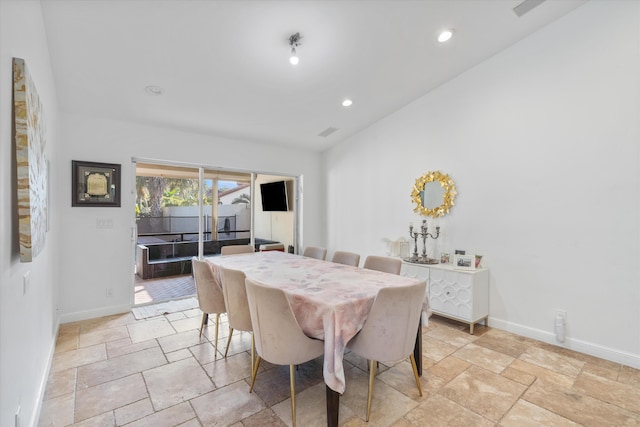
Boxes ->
[31,319,60,427]
[488,316,640,369]
[59,303,131,323]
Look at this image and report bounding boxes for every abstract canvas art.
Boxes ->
[14,57,48,262]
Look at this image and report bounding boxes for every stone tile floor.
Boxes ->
[39,311,640,426]
[134,274,196,306]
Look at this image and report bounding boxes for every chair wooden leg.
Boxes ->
[290,364,297,427]
[224,327,234,358]
[213,313,220,360]
[409,354,423,396]
[199,313,206,337]
[249,356,262,393]
[250,333,255,378]
[366,360,376,422]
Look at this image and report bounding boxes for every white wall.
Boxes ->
[324,1,640,367]
[0,1,60,426]
[57,113,323,321]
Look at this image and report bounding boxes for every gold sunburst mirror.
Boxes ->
[411,171,457,217]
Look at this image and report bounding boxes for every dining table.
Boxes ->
[206,250,429,426]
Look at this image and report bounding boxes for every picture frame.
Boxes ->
[72,160,121,207]
[455,249,466,255]
[454,254,476,270]
[440,253,450,264]
[475,255,483,268]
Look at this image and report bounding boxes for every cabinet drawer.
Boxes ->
[401,263,429,281]
[429,269,473,320]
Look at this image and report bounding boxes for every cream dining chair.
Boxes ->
[245,278,324,427]
[363,255,402,275]
[191,258,227,359]
[220,267,256,378]
[331,251,361,267]
[347,280,427,421]
[302,246,327,260]
[221,244,254,255]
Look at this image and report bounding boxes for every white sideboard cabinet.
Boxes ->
[401,261,489,334]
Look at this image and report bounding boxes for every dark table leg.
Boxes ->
[326,385,339,427]
[413,322,422,376]
[323,324,422,426]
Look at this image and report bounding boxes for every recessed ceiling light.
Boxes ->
[342,99,353,107]
[289,51,299,65]
[145,85,163,95]
[438,30,454,43]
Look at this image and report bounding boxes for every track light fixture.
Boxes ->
[289,32,302,65]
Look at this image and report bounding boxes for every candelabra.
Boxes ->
[407,219,440,264]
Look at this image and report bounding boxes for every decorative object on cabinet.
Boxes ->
[440,253,450,264]
[383,237,410,258]
[405,219,439,264]
[454,254,475,270]
[455,249,465,255]
[475,255,483,268]
[72,160,121,207]
[411,170,457,217]
[401,261,489,334]
[13,58,48,263]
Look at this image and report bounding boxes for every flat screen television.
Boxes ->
[260,180,289,211]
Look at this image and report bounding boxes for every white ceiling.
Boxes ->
[41,0,586,152]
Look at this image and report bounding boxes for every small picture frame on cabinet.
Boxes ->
[454,254,476,270]
[455,249,466,255]
[475,255,483,268]
[440,253,450,264]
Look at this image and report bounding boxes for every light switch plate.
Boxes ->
[23,272,29,295]
[96,218,113,229]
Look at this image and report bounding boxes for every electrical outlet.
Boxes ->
[106,288,113,297]
[555,309,567,343]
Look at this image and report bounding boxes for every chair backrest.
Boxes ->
[331,251,360,267]
[302,246,327,260]
[348,281,426,362]
[192,258,226,315]
[220,267,253,332]
[363,255,402,275]
[245,279,324,366]
[221,245,254,256]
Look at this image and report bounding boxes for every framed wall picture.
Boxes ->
[14,58,48,262]
[72,160,121,207]
[454,254,476,270]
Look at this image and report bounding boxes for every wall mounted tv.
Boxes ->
[260,180,290,211]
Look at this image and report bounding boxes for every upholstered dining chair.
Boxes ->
[347,280,427,421]
[191,258,227,359]
[331,250,361,267]
[219,267,256,377]
[245,278,324,427]
[363,255,402,275]
[221,244,254,255]
[302,246,327,260]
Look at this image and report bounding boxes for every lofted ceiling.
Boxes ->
[41,0,586,152]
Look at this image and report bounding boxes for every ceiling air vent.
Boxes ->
[318,127,339,138]
[513,0,546,17]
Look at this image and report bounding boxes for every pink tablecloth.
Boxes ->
[207,251,426,394]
